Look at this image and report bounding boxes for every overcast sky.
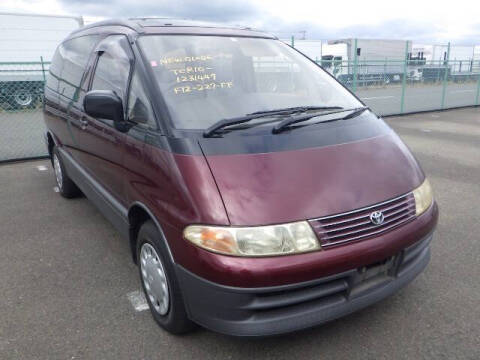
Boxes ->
[1,0,480,44]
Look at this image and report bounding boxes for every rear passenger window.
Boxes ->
[46,47,63,92]
[91,35,131,101]
[58,35,100,102]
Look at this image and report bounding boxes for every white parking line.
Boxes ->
[360,96,395,100]
[36,165,48,171]
[127,290,149,312]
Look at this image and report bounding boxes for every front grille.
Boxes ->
[309,193,416,248]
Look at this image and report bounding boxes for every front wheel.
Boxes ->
[137,220,195,334]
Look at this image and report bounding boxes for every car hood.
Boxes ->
[200,132,424,226]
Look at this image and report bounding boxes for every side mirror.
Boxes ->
[84,90,127,131]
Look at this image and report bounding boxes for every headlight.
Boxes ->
[413,178,433,216]
[183,221,321,257]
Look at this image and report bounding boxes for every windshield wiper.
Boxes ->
[203,113,274,137]
[272,107,369,134]
[203,106,344,137]
[249,106,343,116]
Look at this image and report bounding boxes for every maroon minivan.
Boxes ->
[43,19,438,336]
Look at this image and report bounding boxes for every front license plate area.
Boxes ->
[348,256,397,298]
[362,256,395,280]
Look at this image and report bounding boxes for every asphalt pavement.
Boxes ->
[0,107,479,359]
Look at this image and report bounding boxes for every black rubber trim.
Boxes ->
[197,112,391,156]
[175,233,433,337]
[142,111,391,156]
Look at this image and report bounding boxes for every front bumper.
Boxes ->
[175,232,433,336]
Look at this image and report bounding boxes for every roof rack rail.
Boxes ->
[69,18,276,40]
[128,17,176,20]
[70,18,142,35]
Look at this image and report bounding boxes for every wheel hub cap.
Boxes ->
[53,154,63,189]
[140,243,170,315]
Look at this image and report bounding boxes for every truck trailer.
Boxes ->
[0,12,83,109]
[324,39,412,86]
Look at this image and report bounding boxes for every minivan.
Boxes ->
[43,18,438,336]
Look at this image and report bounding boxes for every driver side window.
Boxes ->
[89,35,132,126]
[90,36,131,99]
[127,69,156,129]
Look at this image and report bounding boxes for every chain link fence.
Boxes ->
[0,60,50,162]
[290,38,480,116]
[1,40,480,162]
[318,57,480,115]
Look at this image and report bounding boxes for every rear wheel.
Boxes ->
[52,146,81,198]
[137,220,195,334]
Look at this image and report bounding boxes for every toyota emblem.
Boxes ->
[369,211,385,225]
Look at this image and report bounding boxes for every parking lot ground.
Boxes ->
[1,107,479,359]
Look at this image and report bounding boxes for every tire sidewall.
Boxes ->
[136,221,189,331]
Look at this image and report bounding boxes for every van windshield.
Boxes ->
[138,35,361,130]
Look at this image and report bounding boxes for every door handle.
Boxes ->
[80,117,88,130]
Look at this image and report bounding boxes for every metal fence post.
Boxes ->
[352,38,358,92]
[400,40,409,114]
[476,63,480,105]
[40,56,46,82]
[441,42,451,109]
[291,35,295,48]
[384,57,387,84]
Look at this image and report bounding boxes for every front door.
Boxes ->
[76,35,134,206]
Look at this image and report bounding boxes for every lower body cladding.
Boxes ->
[175,233,433,336]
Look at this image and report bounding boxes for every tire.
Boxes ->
[52,146,81,198]
[137,220,195,334]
